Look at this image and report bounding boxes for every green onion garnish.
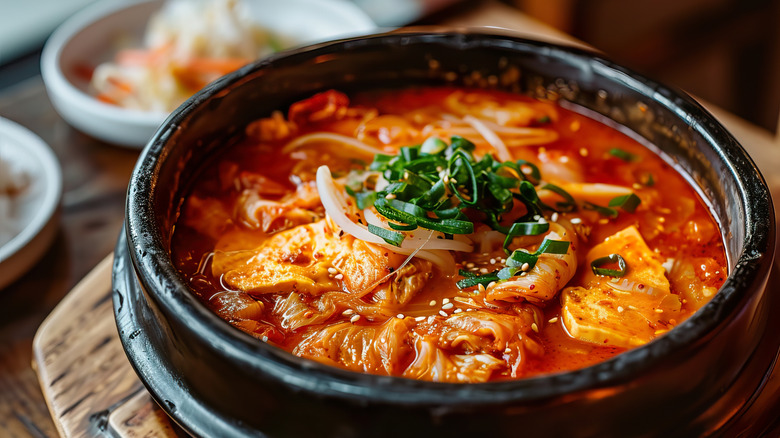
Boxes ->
[367,223,405,247]
[608,148,638,162]
[591,253,628,277]
[504,239,571,273]
[583,201,619,218]
[541,183,577,212]
[502,221,550,254]
[456,272,500,289]
[608,193,641,213]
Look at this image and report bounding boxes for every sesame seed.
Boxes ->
[334,273,344,280]
[396,314,405,319]
[548,317,558,323]
[570,218,582,224]
[454,308,463,314]
[579,147,588,156]
[479,268,489,274]
[442,303,454,310]
[442,298,450,304]
[436,166,443,172]
[429,300,437,306]
[415,316,426,322]
[531,322,539,332]
[633,183,643,190]
[443,175,450,184]
[385,193,396,200]
[350,314,361,323]
[533,215,541,220]
[450,178,458,184]
[327,267,338,275]
[466,308,475,312]
[504,348,511,353]
[521,262,530,272]
[655,308,664,313]
[599,218,609,225]
[262,335,269,342]
[499,258,506,264]
[551,212,559,222]
[559,156,570,163]
[342,309,354,316]
[617,306,624,313]
[490,258,496,264]
[439,310,448,317]
[465,262,475,269]
[487,281,496,289]
[478,283,486,292]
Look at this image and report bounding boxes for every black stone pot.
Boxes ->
[113,30,776,437]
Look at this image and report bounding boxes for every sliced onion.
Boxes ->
[362,208,473,252]
[317,165,458,274]
[283,132,386,156]
[463,115,512,162]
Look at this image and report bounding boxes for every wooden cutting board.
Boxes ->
[31,254,183,437]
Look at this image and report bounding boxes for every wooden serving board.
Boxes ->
[31,254,183,437]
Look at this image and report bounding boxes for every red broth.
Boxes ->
[171,87,727,382]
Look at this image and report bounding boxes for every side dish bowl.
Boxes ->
[41,0,375,148]
[113,30,776,437]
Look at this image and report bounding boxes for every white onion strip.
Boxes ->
[463,115,512,162]
[282,132,386,156]
[316,165,461,274]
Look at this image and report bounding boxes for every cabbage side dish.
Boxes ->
[90,0,278,112]
[170,88,727,382]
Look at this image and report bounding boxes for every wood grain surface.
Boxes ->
[1,1,779,437]
[32,255,178,438]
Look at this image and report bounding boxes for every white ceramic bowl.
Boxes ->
[0,117,62,290]
[40,0,376,148]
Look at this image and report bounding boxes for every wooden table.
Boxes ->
[1,1,778,436]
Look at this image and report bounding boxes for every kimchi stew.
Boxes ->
[170,87,727,382]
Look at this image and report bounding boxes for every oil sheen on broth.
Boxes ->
[170,87,727,382]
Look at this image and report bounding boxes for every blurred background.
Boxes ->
[2,0,779,132]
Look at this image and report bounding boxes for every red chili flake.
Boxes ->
[529,284,535,290]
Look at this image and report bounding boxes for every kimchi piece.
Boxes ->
[171,87,728,382]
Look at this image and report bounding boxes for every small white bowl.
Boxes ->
[0,117,62,290]
[41,0,376,148]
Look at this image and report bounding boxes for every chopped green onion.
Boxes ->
[536,115,551,124]
[401,146,420,162]
[456,272,500,289]
[505,239,570,272]
[591,253,627,277]
[369,154,395,170]
[458,269,478,278]
[608,193,641,213]
[503,222,550,253]
[449,135,476,153]
[537,239,571,255]
[367,223,405,247]
[421,137,447,155]
[541,183,577,212]
[583,201,619,218]
[608,148,638,162]
[355,191,377,210]
[388,222,418,231]
[506,249,538,268]
[514,160,542,184]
